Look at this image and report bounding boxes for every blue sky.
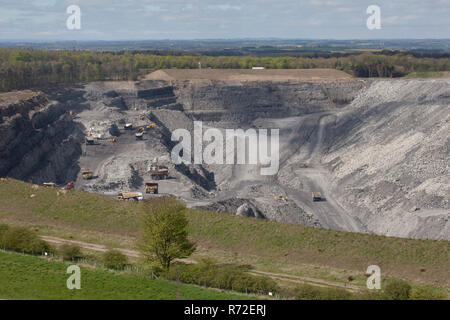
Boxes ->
[0,0,449,40]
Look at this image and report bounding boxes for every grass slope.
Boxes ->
[0,250,247,300]
[0,178,448,286]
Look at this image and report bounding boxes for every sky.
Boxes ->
[0,0,449,40]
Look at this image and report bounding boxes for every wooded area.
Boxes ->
[1,48,449,91]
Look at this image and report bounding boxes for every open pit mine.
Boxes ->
[0,69,448,240]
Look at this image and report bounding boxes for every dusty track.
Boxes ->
[41,235,366,292]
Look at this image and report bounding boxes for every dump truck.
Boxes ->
[81,170,93,180]
[145,182,159,194]
[139,114,145,120]
[69,110,77,117]
[110,137,117,143]
[150,166,169,180]
[312,192,322,202]
[135,132,144,140]
[117,192,143,201]
[85,136,95,145]
[124,123,133,130]
[43,182,56,188]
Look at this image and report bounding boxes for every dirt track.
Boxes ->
[40,235,366,291]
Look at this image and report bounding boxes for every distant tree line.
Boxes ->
[1,48,449,91]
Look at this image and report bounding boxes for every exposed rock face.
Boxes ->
[0,90,84,184]
[321,79,450,239]
[174,80,363,123]
[0,76,448,240]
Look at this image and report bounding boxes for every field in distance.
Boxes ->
[144,68,354,82]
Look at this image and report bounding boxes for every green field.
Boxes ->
[0,250,249,300]
[0,178,449,288]
[404,71,450,78]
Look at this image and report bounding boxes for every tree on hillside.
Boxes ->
[138,198,195,270]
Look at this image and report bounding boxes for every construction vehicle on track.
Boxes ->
[43,182,56,188]
[145,182,159,194]
[274,195,287,201]
[150,165,169,180]
[65,182,74,190]
[85,136,95,145]
[81,170,94,180]
[312,192,322,202]
[298,162,308,168]
[117,192,143,201]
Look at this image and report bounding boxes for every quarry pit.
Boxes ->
[0,69,449,240]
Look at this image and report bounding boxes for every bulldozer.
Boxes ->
[65,182,74,190]
[145,182,159,194]
[81,170,93,180]
[117,192,143,201]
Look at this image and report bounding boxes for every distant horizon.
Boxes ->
[1,1,448,41]
[1,38,450,42]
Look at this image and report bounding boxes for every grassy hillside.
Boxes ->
[0,178,448,287]
[0,250,248,300]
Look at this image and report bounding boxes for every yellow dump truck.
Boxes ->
[81,170,93,180]
[312,192,322,202]
[150,166,169,180]
[85,136,95,145]
[117,192,143,201]
[124,123,133,130]
[145,182,159,194]
[43,182,56,188]
[135,132,144,140]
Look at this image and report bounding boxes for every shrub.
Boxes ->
[165,259,278,295]
[295,284,353,300]
[59,244,83,261]
[295,284,323,300]
[0,225,52,254]
[383,279,412,300]
[103,250,128,270]
[0,224,9,238]
[409,287,446,300]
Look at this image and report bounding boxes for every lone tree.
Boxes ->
[138,197,195,270]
